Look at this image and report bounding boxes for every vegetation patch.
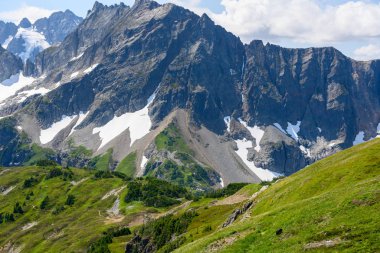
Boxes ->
[124,177,190,208]
[116,152,137,177]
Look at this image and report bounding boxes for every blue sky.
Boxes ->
[1,0,380,61]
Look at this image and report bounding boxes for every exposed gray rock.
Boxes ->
[0,0,380,182]
[0,46,23,82]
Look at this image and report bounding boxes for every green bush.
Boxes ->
[13,202,24,214]
[65,195,75,206]
[23,177,38,188]
[35,159,58,167]
[40,196,49,209]
[46,168,63,179]
[205,183,249,198]
[124,177,189,207]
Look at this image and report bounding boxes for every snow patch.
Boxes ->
[84,63,99,74]
[286,121,301,141]
[15,27,50,61]
[70,52,84,62]
[235,138,282,181]
[40,115,76,144]
[318,127,322,133]
[69,111,89,136]
[2,35,13,48]
[18,87,50,102]
[220,177,224,188]
[239,119,265,152]
[300,145,311,157]
[353,131,365,146]
[224,116,231,132]
[70,72,79,78]
[140,155,149,170]
[93,92,156,150]
[0,73,35,102]
[16,126,23,131]
[274,123,286,134]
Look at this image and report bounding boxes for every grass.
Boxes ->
[155,123,193,154]
[0,166,128,252]
[93,149,113,171]
[175,139,380,253]
[115,152,136,177]
[1,139,379,252]
[24,144,56,166]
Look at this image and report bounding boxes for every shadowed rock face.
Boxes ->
[1,0,380,179]
[0,46,23,82]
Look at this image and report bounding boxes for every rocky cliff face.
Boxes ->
[0,46,23,82]
[0,0,379,183]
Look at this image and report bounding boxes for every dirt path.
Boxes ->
[0,169,10,176]
[1,185,16,196]
[213,194,249,206]
[127,201,193,228]
[70,177,89,186]
[101,186,126,200]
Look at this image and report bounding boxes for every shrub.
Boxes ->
[40,196,49,209]
[35,159,58,167]
[46,168,63,179]
[13,202,24,214]
[23,177,38,188]
[65,195,75,206]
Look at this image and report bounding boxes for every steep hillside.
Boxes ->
[175,138,380,252]
[0,138,379,252]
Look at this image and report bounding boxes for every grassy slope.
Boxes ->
[116,152,137,177]
[0,167,126,252]
[176,139,380,253]
[0,167,181,252]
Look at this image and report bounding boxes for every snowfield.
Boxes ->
[235,138,282,181]
[239,119,265,152]
[93,92,156,150]
[14,27,50,61]
[286,121,301,141]
[40,115,76,144]
[0,73,36,103]
[140,155,149,170]
[274,123,286,134]
[353,131,365,145]
[69,112,89,136]
[224,116,231,132]
[84,64,99,74]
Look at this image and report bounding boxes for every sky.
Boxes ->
[1,0,380,61]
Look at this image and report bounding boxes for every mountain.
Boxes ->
[0,134,378,252]
[0,10,83,62]
[0,0,379,185]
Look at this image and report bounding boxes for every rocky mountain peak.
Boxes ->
[132,0,159,10]
[19,18,32,28]
[92,1,105,12]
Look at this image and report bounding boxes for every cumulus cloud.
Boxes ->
[208,0,380,44]
[0,4,56,24]
[353,44,380,61]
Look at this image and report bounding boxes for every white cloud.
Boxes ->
[0,4,56,24]
[208,0,380,44]
[353,44,380,61]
